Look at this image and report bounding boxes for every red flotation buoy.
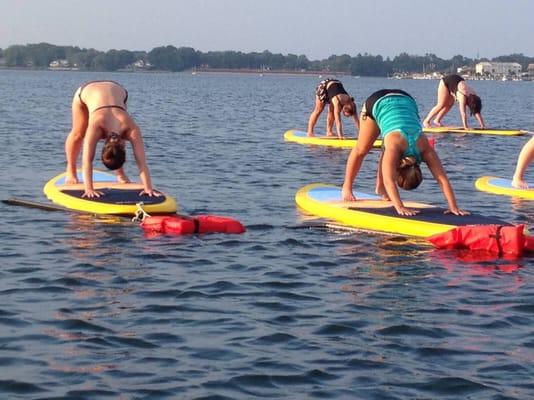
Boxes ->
[428,224,533,257]
[140,214,246,235]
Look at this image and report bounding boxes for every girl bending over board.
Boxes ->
[64,80,159,198]
[307,78,359,138]
[423,74,485,130]
[512,136,534,189]
[342,89,469,217]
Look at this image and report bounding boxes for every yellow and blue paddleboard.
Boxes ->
[423,126,527,136]
[43,170,177,215]
[475,176,534,200]
[296,183,506,238]
[284,129,382,149]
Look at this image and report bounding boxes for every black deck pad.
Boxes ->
[348,206,509,226]
[62,189,167,205]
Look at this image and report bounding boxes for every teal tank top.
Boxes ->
[372,94,422,162]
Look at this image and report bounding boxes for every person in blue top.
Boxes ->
[342,89,469,216]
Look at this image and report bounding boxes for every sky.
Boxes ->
[0,0,533,60]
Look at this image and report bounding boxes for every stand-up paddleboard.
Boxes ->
[423,126,527,136]
[284,129,382,149]
[295,183,507,237]
[475,176,534,200]
[44,170,177,215]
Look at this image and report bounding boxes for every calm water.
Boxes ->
[0,70,533,399]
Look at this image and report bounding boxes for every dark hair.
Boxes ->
[466,94,482,116]
[397,157,423,190]
[342,98,356,116]
[101,138,125,170]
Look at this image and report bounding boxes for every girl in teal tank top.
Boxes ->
[341,89,469,217]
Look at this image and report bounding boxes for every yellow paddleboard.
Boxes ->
[296,183,506,238]
[43,170,177,215]
[284,129,382,149]
[423,126,527,136]
[475,176,534,200]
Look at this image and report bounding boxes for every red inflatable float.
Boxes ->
[140,214,246,235]
[428,224,534,257]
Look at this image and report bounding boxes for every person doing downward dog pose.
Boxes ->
[512,136,534,189]
[342,89,469,216]
[307,78,359,138]
[64,80,159,198]
[423,74,485,130]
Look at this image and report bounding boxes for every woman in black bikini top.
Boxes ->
[64,80,159,199]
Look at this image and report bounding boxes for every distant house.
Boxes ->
[528,64,534,81]
[475,61,522,77]
[132,59,153,70]
[49,59,71,69]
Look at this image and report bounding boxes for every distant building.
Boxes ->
[49,59,71,69]
[528,64,534,81]
[475,61,522,77]
[132,59,153,70]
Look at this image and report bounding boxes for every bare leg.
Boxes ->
[307,97,325,136]
[512,137,534,189]
[342,114,381,201]
[326,104,335,136]
[375,151,389,200]
[65,87,88,184]
[423,80,452,127]
[433,96,454,126]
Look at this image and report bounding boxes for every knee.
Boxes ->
[67,129,85,142]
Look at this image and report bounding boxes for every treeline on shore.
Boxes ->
[1,42,533,76]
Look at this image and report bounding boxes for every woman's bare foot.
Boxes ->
[512,177,529,189]
[116,173,130,184]
[432,119,443,127]
[375,183,390,200]
[65,173,78,184]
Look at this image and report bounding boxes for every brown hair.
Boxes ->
[342,97,356,116]
[466,94,482,116]
[101,136,125,170]
[397,156,423,190]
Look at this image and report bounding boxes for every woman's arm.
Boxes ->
[381,146,418,216]
[457,94,469,129]
[422,145,468,215]
[81,126,104,198]
[128,126,159,196]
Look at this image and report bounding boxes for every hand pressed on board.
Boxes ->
[139,189,161,197]
[444,208,470,216]
[394,205,419,216]
[82,189,104,198]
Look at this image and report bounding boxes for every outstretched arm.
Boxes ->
[381,146,418,216]
[129,125,159,196]
[422,144,469,215]
[81,125,103,198]
[458,95,469,129]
